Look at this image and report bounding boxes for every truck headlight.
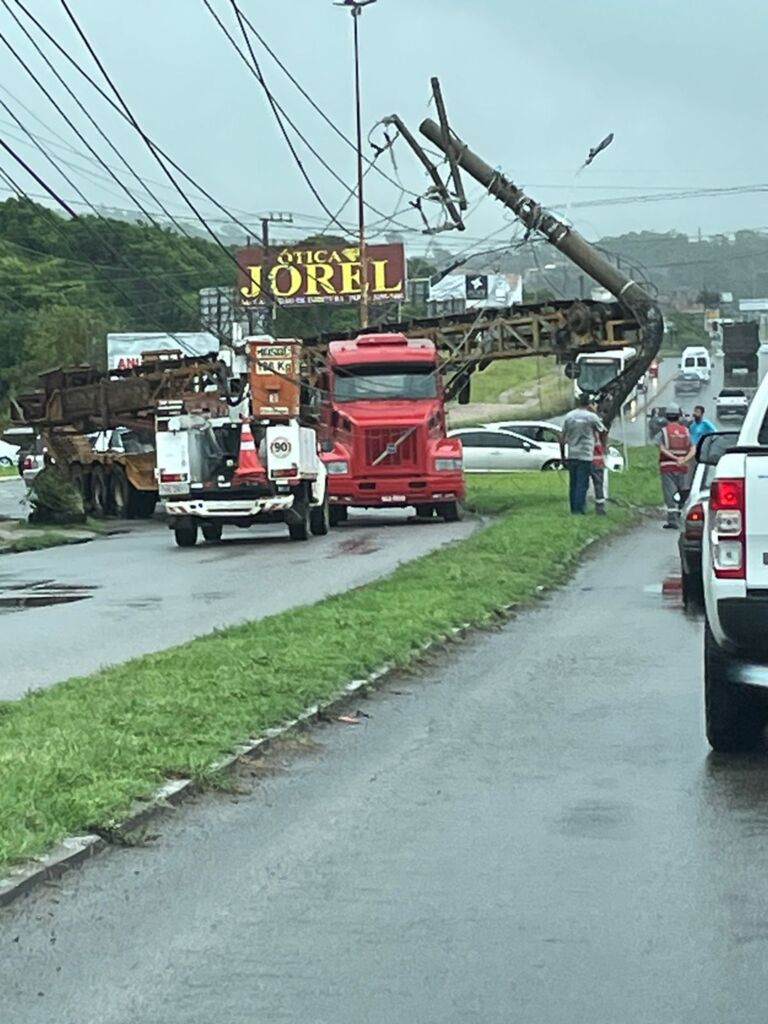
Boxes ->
[326,460,349,475]
[434,457,462,472]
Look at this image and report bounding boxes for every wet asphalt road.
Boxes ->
[5,522,768,1022]
[0,510,476,699]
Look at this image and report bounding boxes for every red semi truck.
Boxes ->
[317,333,465,524]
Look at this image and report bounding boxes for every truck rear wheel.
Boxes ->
[329,505,348,527]
[436,500,462,523]
[288,489,310,541]
[202,523,223,543]
[91,465,110,517]
[174,525,198,548]
[134,491,157,519]
[705,621,765,752]
[310,495,330,536]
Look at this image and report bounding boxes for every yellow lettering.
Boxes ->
[339,261,362,295]
[304,263,336,296]
[269,264,303,298]
[328,250,343,263]
[276,248,293,265]
[370,259,403,294]
[314,250,328,263]
[240,264,263,300]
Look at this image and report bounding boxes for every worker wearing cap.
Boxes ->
[655,402,695,529]
[559,392,607,515]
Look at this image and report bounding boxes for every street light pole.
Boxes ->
[336,0,376,328]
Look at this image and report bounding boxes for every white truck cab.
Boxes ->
[702,370,768,750]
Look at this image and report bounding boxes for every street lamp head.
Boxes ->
[333,0,377,8]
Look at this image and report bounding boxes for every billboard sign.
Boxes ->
[237,242,406,307]
[106,332,217,371]
[428,272,522,310]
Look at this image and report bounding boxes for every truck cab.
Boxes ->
[702,370,768,750]
[319,333,464,523]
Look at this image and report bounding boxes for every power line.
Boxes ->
[232,6,419,198]
[203,0,417,235]
[9,0,265,243]
[55,0,277,309]
[1,0,218,242]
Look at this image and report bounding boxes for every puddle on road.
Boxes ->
[332,535,381,557]
[0,578,97,611]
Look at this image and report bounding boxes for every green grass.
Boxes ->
[0,456,660,872]
[0,519,106,555]
[469,357,556,404]
[0,465,16,478]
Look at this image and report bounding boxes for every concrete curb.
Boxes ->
[0,530,612,910]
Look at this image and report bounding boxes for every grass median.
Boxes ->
[0,450,660,872]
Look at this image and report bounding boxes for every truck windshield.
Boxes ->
[333,362,437,402]
[577,359,622,392]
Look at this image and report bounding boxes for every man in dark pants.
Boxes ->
[559,393,607,514]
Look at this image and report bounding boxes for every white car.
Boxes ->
[0,439,19,468]
[488,419,625,472]
[449,426,563,472]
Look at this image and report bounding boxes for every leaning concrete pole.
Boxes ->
[419,117,663,424]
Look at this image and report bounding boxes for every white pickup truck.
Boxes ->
[702,372,768,750]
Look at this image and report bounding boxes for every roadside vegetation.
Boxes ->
[0,453,660,872]
[449,356,572,427]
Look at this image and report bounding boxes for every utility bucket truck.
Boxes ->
[156,339,328,547]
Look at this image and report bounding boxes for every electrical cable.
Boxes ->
[1,0,226,244]
[9,0,266,243]
[234,6,420,198]
[203,0,417,235]
[55,0,278,310]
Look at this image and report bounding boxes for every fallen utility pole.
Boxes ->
[418,117,663,425]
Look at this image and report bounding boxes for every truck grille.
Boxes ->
[363,426,419,470]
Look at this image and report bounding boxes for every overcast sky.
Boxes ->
[1,0,766,258]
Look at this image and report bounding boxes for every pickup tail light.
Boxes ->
[160,472,187,483]
[710,477,745,579]
[684,502,705,540]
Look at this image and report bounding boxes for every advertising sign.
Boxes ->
[237,242,406,307]
[428,272,522,310]
[106,332,217,371]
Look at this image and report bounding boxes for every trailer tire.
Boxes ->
[112,466,131,518]
[329,505,348,527]
[202,523,223,543]
[174,525,198,548]
[436,500,462,522]
[310,495,330,536]
[69,464,91,513]
[91,465,110,517]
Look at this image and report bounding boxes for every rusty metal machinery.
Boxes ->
[304,298,641,406]
[12,354,228,434]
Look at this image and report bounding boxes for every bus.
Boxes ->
[573,346,638,402]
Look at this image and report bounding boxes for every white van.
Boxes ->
[680,346,712,383]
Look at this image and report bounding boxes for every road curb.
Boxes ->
[0,530,616,910]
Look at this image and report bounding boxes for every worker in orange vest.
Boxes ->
[655,403,694,529]
[591,438,607,515]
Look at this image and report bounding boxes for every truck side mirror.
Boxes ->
[696,430,739,465]
[563,362,580,380]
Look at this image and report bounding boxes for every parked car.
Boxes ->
[449,427,563,472]
[0,439,19,468]
[489,419,624,471]
[673,371,703,396]
[678,431,740,610]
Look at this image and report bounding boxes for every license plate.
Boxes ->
[382,494,406,503]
